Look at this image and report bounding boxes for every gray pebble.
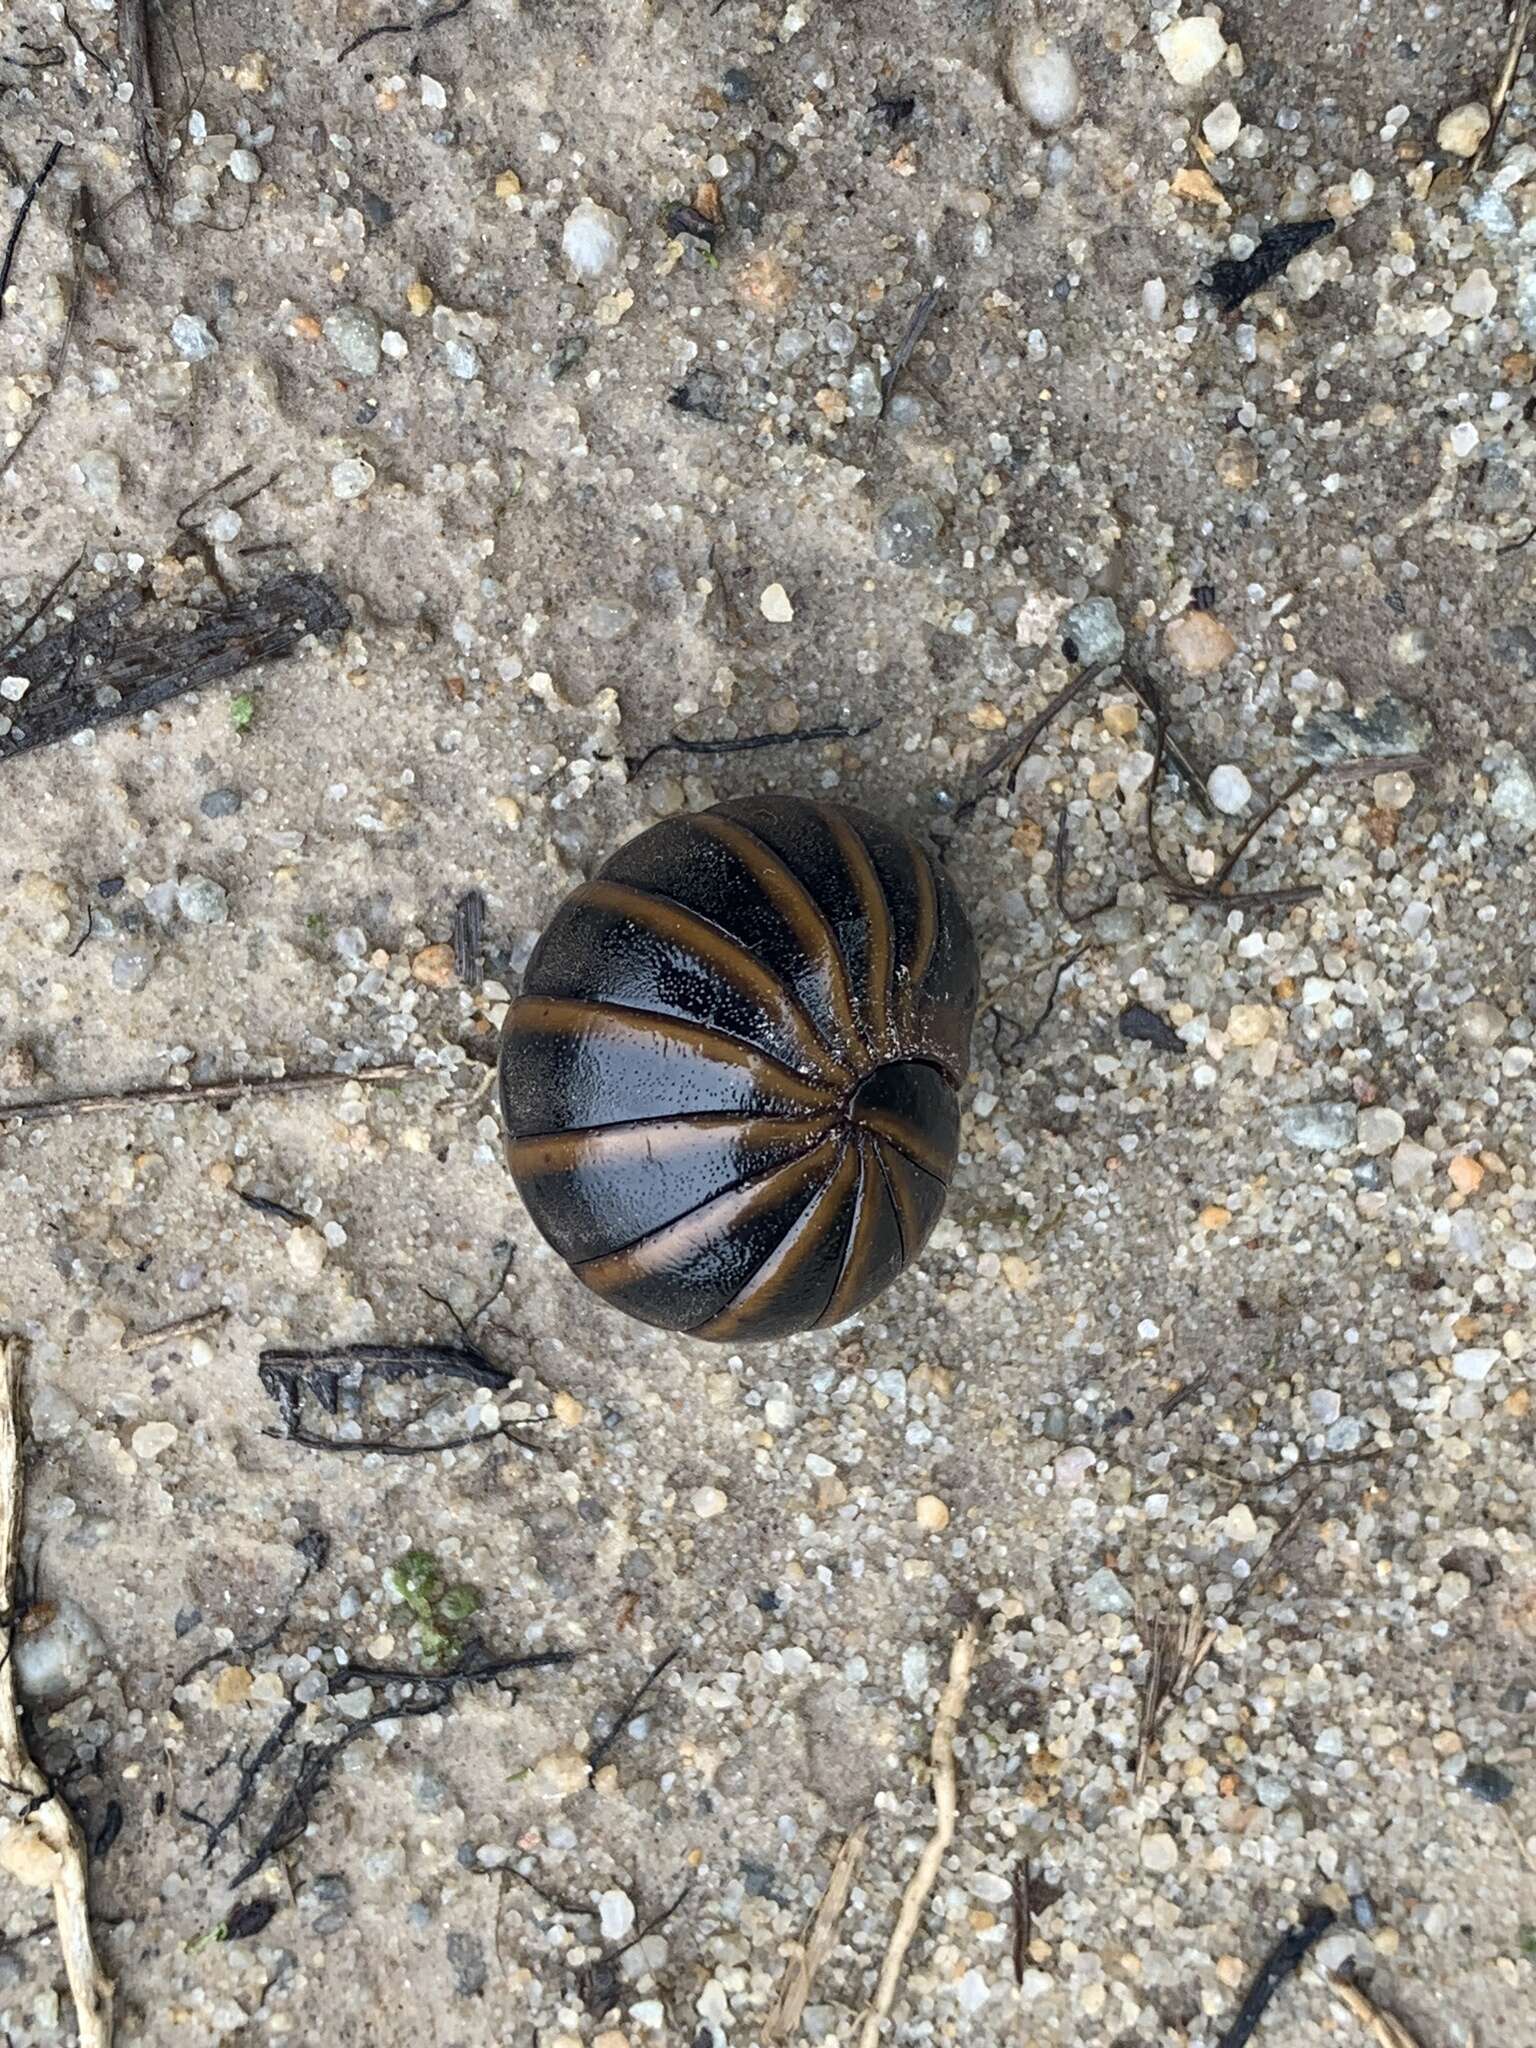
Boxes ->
[875,493,943,567]
[1063,596,1125,667]
[111,947,156,992]
[1489,756,1536,834]
[1461,1761,1515,1804]
[14,1597,108,1706]
[356,189,395,229]
[446,1931,487,1998]
[177,874,230,924]
[413,1766,451,1814]
[199,786,243,819]
[1080,1565,1134,1615]
[1280,1102,1356,1151]
[324,306,383,377]
[1488,622,1536,678]
[171,312,218,361]
[1297,696,1432,765]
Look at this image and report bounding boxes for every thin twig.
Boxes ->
[947,662,1109,832]
[1472,0,1533,171]
[627,719,881,777]
[453,889,486,987]
[1213,1906,1333,2048]
[0,1339,114,2047]
[0,142,62,320]
[0,182,84,485]
[880,288,939,415]
[1,1062,415,1126]
[336,0,472,62]
[0,553,83,669]
[1329,1976,1428,2048]
[587,1646,685,1777]
[765,1822,869,2041]
[115,1,164,190]
[857,1620,978,2048]
[1010,1859,1031,1986]
[120,1306,229,1354]
[177,1533,327,1686]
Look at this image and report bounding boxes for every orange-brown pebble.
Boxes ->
[411,943,458,988]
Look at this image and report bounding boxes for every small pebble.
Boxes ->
[132,1421,178,1461]
[324,307,382,377]
[170,312,218,360]
[914,1493,949,1531]
[1357,1107,1406,1156]
[1458,1001,1506,1046]
[1007,33,1080,131]
[1156,18,1228,87]
[411,944,458,989]
[1437,101,1492,158]
[13,1598,107,1706]
[563,200,627,282]
[331,458,376,500]
[1452,267,1497,319]
[286,1225,328,1279]
[529,1746,588,1797]
[1490,757,1536,833]
[692,1486,728,1519]
[1140,1830,1178,1873]
[1165,609,1236,673]
[875,494,943,566]
[1080,1566,1133,1615]
[1063,595,1125,666]
[1207,763,1252,815]
[177,874,229,925]
[1460,1762,1515,1805]
[1202,100,1241,151]
[1392,1140,1436,1190]
[1281,1102,1355,1152]
[200,787,243,819]
[228,148,261,184]
[598,1890,636,1941]
[759,582,794,623]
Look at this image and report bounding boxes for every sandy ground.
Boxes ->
[2,0,1536,2043]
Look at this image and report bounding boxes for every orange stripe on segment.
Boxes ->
[817,1133,886,1327]
[575,1137,840,1293]
[815,803,895,1057]
[898,844,939,1041]
[508,998,836,1117]
[692,1136,860,1340]
[694,813,868,1066]
[850,1103,955,1184]
[570,879,852,1087]
[508,1111,837,1180]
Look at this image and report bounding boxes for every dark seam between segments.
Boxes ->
[689,1140,858,1339]
[589,878,856,1081]
[570,1129,840,1274]
[871,1135,908,1267]
[699,809,870,1067]
[507,996,840,1104]
[814,800,900,1054]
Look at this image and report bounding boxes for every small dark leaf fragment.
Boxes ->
[92,1799,124,1858]
[1206,218,1334,315]
[1118,1004,1184,1054]
[668,371,730,421]
[663,203,719,248]
[223,1899,279,1942]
